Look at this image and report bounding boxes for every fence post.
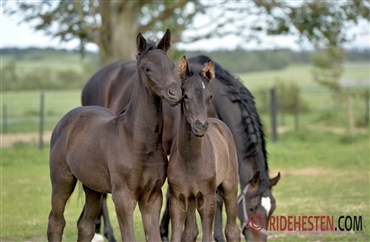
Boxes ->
[280,88,284,126]
[2,104,7,134]
[366,88,369,125]
[39,92,44,150]
[270,88,278,142]
[294,91,299,131]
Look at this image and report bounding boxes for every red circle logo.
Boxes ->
[248,214,265,233]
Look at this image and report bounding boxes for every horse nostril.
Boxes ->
[204,121,209,129]
[168,89,176,98]
[196,120,208,130]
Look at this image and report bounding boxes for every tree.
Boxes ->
[3,0,369,66]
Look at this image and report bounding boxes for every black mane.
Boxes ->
[189,55,270,191]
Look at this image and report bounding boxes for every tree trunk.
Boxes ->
[98,1,139,66]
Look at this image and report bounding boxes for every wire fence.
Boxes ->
[1,86,369,149]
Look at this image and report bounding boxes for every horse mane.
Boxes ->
[189,55,270,192]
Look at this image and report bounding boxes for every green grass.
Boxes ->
[266,131,369,241]
[1,131,369,241]
[1,52,95,73]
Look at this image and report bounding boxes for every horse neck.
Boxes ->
[176,106,204,160]
[122,71,163,144]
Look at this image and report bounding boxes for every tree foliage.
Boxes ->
[253,0,370,47]
[3,0,369,66]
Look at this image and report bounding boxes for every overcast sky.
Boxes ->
[1,9,369,52]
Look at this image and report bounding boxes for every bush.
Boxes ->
[254,78,310,114]
[273,78,310,114]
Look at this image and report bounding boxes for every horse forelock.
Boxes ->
[136,40,157,60]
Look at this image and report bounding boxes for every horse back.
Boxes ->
[81,60,136,114]
[206,118,238,185]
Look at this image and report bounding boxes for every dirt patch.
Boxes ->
[309,126,368,135]
[1,132,52,148]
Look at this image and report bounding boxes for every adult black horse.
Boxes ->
[82,54,280,241]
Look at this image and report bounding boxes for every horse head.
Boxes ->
[178,56,215,137]
[136,29,182,106]
[239,171,280,241]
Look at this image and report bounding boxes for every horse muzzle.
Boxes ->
[165,86,182,107]
[191,120,209,137]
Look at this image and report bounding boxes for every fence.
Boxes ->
[1,87,369,149]
[1,90,81,149]
[269,86,368,141]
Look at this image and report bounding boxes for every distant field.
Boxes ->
[1,52,97,73]
[239,62,369,91]
[2,61,368,134]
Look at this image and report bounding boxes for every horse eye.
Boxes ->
[143,66,151,73]
[209,95,213,100]
[183,94,189,100]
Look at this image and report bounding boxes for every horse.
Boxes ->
[82,54,280,241]
[47,29,182,241]
[168,56,240,242]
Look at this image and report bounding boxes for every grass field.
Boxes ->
[1,131,369,241]
[1,61,369,241]
[1,52,97,73]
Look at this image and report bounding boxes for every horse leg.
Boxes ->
[138,189,163,241]
[218,182,240,242]
[198,194,216,242]
[160,189,171,241]
[101,194,116,242]
[181,200,198,242]
[92,197,104,242]
[94,201,102,234]
[112,190,137,241]
[77,185,103,241]
[169,195,187,241]
[47,172,77,241]
[214,193,226,242]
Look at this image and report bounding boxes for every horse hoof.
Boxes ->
[92,233,104,242]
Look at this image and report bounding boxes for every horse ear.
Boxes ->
[250,171,260,187]
[136,32,147,57]
[157,29,171,52]
[202,59,215,82]
[270,172,281,187]
[178,55,191,79]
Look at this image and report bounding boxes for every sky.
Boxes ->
[1,8,369,52]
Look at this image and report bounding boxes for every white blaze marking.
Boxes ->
[261,196,271,216]
[202,82,205,89]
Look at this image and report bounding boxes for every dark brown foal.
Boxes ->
[168,56,240,242]
[47,30,182,241]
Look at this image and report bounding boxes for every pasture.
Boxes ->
[1,61,369,241]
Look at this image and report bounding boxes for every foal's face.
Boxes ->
[136,29,182,106]
[178,56,215,137]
